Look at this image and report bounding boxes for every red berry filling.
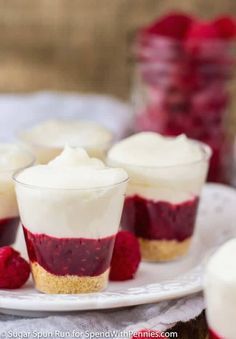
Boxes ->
[23,226,115,276]
[122,195,199,241]
[109,231,141,281]
[0,246,30,289]
[0,217,19,247]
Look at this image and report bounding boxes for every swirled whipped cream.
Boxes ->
[15,147,128,238]
[19,119,113,164]
[20,119,112,148]
[0,144,34,219]
[107,133,210,202]
[107,132,203,167]
[0,144,33,170]
[205,239,236,339]
[16,146,127,189]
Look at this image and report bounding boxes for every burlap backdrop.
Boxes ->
[0,0,235,99]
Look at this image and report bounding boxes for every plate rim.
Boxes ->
[0,264,203,311]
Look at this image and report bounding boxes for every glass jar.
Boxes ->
[132,34,235,184]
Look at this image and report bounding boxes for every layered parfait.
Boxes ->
[205,239,236,339]
[0,144,34,246]
[14,146,128,294]
[19,119,113,163]
[108,132,210,261]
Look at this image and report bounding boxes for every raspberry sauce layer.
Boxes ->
[121,195,199,241]
[23,226,115,277]
[0,217,19,246]
[209,329,221,339]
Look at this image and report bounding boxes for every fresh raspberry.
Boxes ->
[0,247,30,289]
[185,21,221,58]
[214,16,236,39]
[187,21,220,40]
[131,329,161,338]
[109,231,141,281]
[143,12,194,40]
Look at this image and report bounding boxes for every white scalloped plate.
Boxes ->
[0,183,236,316]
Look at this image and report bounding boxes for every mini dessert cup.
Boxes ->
[14,177,128,294]
[0,144,34,246]
[18,119,113,164]
[108,140,211,261]
[205,239,236,339]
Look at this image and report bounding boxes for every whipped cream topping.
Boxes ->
[20,119,112,148]
[107,133,210,203]
[16,146,127,189]
[205,239,236,339]
[0,144,33,171]
[0,144,34,219]
[15,147,128,238]
[108,132,204,167]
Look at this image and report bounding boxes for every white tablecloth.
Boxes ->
[0,294,204,338]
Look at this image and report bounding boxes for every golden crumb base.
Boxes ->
[31,262,109,294]
[139,237,192,262]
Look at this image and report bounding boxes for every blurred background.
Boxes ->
[0,0,234,99]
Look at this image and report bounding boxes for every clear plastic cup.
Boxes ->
[14,175,128,294]
[0,144,34,246]
[205,239,236,339]
[108,140,211,261]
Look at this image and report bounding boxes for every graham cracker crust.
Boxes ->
[31,262,109,294]
[139,237,192,262]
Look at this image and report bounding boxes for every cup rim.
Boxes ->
[107,139,212,170]
[13,168,129,191]
[0,143,35,173]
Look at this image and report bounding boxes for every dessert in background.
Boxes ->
[205,239,236,339]
[0,144,34,247]
[14,146,128,294]
[19,119,113,164]
[108,132,211,261]
[133,13,236,184]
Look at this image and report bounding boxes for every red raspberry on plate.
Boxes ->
[0,246,30,289]
[109,231,141,281]
[131,329,161,338]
